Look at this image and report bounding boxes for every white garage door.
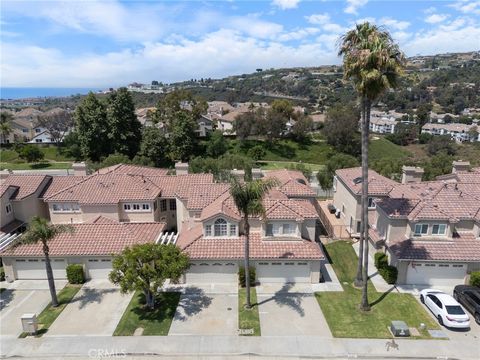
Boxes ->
[87,258,113,279]
[15,258,67,279]
[257,261,311,283]
[406,262,467,286]
[186,262,238,283]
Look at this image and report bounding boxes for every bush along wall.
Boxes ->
[374,252,398,284]
[239,266,256,287]
[470,271,480,287]
[66,264,85,284]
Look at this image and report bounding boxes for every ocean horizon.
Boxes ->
[0,87,103,100]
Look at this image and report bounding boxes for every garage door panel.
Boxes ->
[185,262,238,283]
[87,258,113,279]
[257,262,310,283]
[406,262,466,286]
[15,258,66,279]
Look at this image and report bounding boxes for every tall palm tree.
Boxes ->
[15,217,73,307]
[339,22,405,310]
[0,112,13,144]
[230,177,278,308]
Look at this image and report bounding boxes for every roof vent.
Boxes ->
[353,177,363,185]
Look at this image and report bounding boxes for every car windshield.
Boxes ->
[446,305,465,315]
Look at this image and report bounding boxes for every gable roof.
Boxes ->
[264,199,318,221]
[41,176,86,199]
[335,167,398,196]
[1,219,166,257]
[94,163,169,176]
[266,169,315,198]
[0,175,50,200]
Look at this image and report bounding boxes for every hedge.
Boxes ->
[374,252,388,269]
[470,271,480,287]
[0,266,4,282]
[379,265,398,284]
[239,266,256,287]
[66,264,85,284]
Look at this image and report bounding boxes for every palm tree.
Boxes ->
[339,22,405,310]
[230,177,278,308]
[15,217,73,307]
[0,112,13,144]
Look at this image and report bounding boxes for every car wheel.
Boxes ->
[420,295,424,304]
[437,315,444,326]
[475,313,480,325]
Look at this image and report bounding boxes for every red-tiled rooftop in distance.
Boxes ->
[335,167,398,196]
[266,169,315,197]
[177,227,324,260]
[1,217,165,257]
[41,176,86,199]
[94,163,169,176]
[0,175,49,200]
[390,232,480,261]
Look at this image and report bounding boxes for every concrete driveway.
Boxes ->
[46,280,133,336]
[257,284,332,337]
[0,280,67,337]
[169,286,238,335]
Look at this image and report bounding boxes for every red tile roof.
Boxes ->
[148,174,215,198]
[264,199,318,220]
[97,164,170,177]
[44,173,161,204]
[1,220,165,257]
[0,175,50,200]
[0,184,18,198]
[390,232,480,261]
[266,169,316,198]
[41,176,86,199]
[177,227,324,260]
[335,167,398,196]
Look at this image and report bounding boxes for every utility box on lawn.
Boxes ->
[21,313,38,335]
[390,320,410,337]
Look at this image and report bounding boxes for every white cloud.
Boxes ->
[0,30,340,87]
[230,16,284,39]
[278,27,320,41]
[322,23,345,33]
[305,13,331,25]
[424,7,437,14]
[379,17,410,31]
[271,0,301,10]
[450,0,480,15]
[344,0,368,15]
[425,14,449,24]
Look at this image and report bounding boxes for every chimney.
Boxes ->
[401,166,424,184]
[0,170,11,180]
[251,168,263,180]
[452,160,470,174]
[72,162,87,176]
[175,161,189,175]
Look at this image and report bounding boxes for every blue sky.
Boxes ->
[1,0,479,87]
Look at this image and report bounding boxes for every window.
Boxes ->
[142,203,150,210]
[282,223,291,234]
[432,224,446,235]
[124,203,151,212]
[266,224,273,236]
[53,204,61,211]
[5,204,12,214]
[368,197,376,209]
[414,224,428,236]
[214,218,228,236]
[160,199,167,212]
[169,199,176,211]
[230,224,237,236]
[205,225,212,237]
[52,203,79,212]
[124,204,131,211]
[35,128,41,133]
[333,176,337,192]
[133,204,140,210]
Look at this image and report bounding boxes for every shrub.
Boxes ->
[0,266,5,282]
[247,145,266,161]
[17,145,44,163]
[238,266,256,287]
[66,264,85,284]
[470,271,480,287]
[379,265,398,284]
[374,252,388,269]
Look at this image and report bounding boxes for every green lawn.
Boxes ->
[0,162,72,170]
[257,161,324,172]
[315,241,440,339]
[19,284,82,338]
[0,146,76,162]
[369,137,412,163]
[113,291,181,336]
[238,287,261,336]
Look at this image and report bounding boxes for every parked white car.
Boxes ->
[420,289,470,329]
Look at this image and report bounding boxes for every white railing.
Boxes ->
[155,232,178,245]
[0,232,21,252]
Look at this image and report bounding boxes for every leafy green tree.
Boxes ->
[230,177,278,308]
[323,104,361,157]
[0,112,13,144]
[247,145,266,160]
[385,123,418,146]
[317,153,359,190]
[109,243,189,309]
[416,103,432,134]
[36,109,74,145]
[206,130,228,158]
[62,131,83,161]
[106,88,142,158]
[14,217,73,307]
[233,111,255,140]
[426,135,456,156]
[74,92,110,161]
[270,99,294,119]
[339,22,405,310]
[168,111,198,162]
[422,152,454,180]
[18,145,44,163]
[137,127,169,167]
[291,113,313,140]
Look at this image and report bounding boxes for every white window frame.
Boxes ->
[432,224,447,236]
[123,203,151,212]
[205,225,212,237]
[214,218,228,237]
[266,223,273,236]
[169,199,176,211]
[52,203,80,213]
[160,199,167,212]
[414,223,428,236]
[229,224,237,237]
[368,197,376,209]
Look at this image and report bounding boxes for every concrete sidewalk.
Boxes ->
[1,334,479,360]
[352,242,393,293]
